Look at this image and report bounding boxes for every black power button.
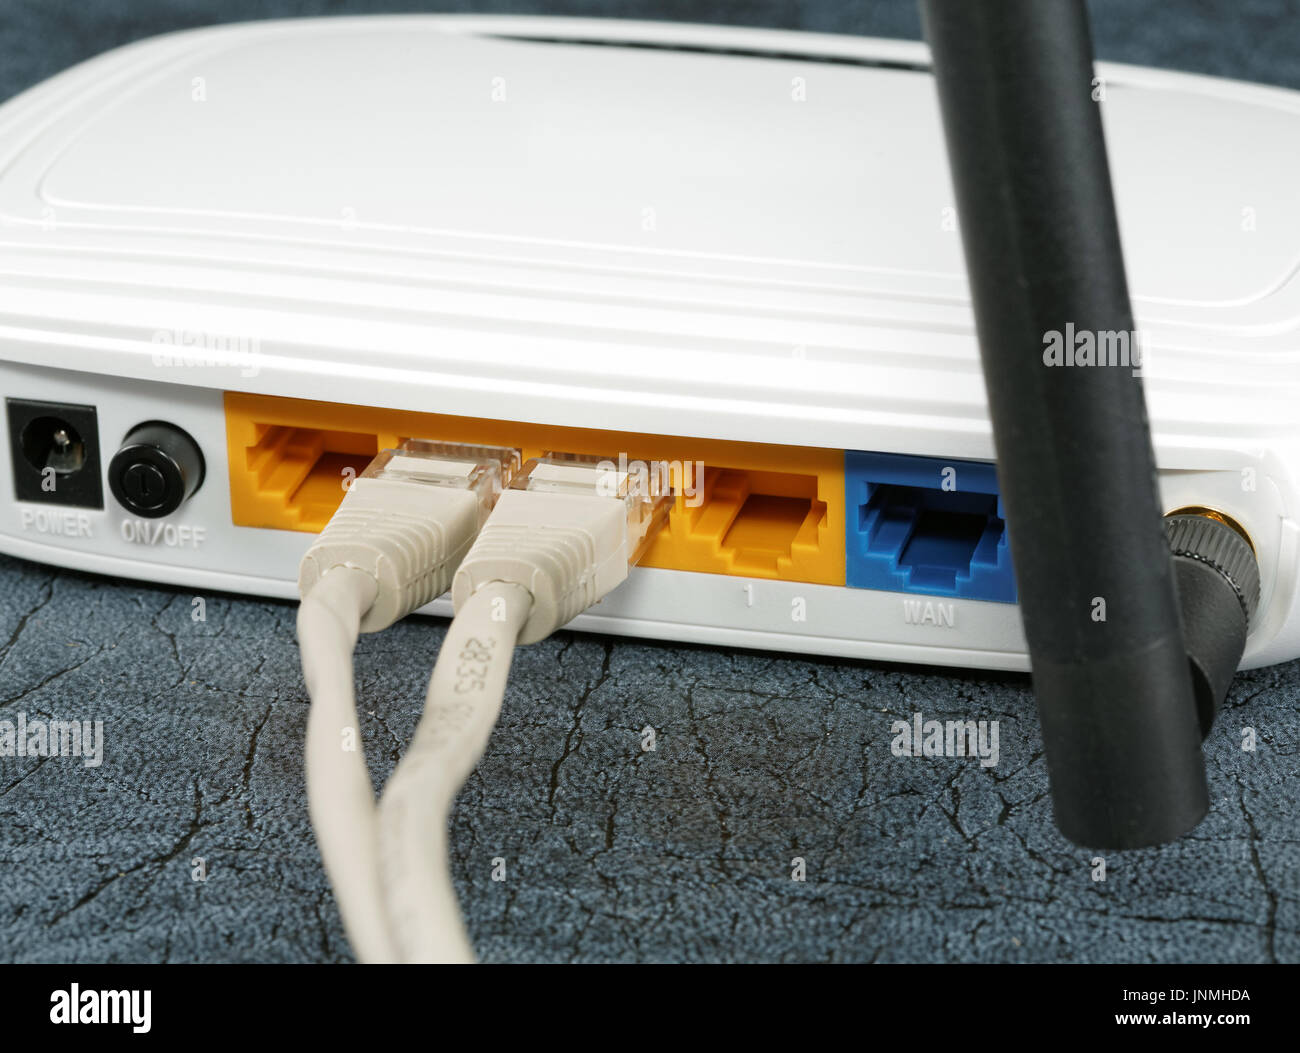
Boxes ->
[108,422,204,518]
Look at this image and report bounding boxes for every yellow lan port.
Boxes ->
[641,467,828,579]
[225,392,844,586]
[244,425,378,531]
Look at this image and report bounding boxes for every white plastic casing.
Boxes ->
[0,16,1298,669]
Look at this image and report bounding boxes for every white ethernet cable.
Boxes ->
[296,440,519,964]
[377,454,672,963]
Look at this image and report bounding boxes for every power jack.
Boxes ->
[6,398,104,509]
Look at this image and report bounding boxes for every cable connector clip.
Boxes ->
[298,440,519,632]
[452,453,671,644]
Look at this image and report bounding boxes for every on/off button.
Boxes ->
[120,461,169,510]
[107,422,204,519]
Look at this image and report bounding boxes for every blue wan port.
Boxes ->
[845,451,1017,604]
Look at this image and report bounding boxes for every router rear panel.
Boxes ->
[2,17,1299,671]
[4,357,1297,672]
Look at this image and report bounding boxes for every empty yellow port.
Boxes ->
[649,467,828,579]
[225,392,843,585]
[243,424,378,530]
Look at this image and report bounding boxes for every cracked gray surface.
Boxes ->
[2,0,1300,964]
[1,552,1297,963]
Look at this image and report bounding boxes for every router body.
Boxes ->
[1,15,1298,671]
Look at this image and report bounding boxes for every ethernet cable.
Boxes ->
[296,440,518,963]
[376,454,672,963]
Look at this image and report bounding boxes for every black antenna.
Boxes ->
[918,0,1207,847]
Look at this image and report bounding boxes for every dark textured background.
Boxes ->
[1,0,1298,964]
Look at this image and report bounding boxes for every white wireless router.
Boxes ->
[2,14,1298,673]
